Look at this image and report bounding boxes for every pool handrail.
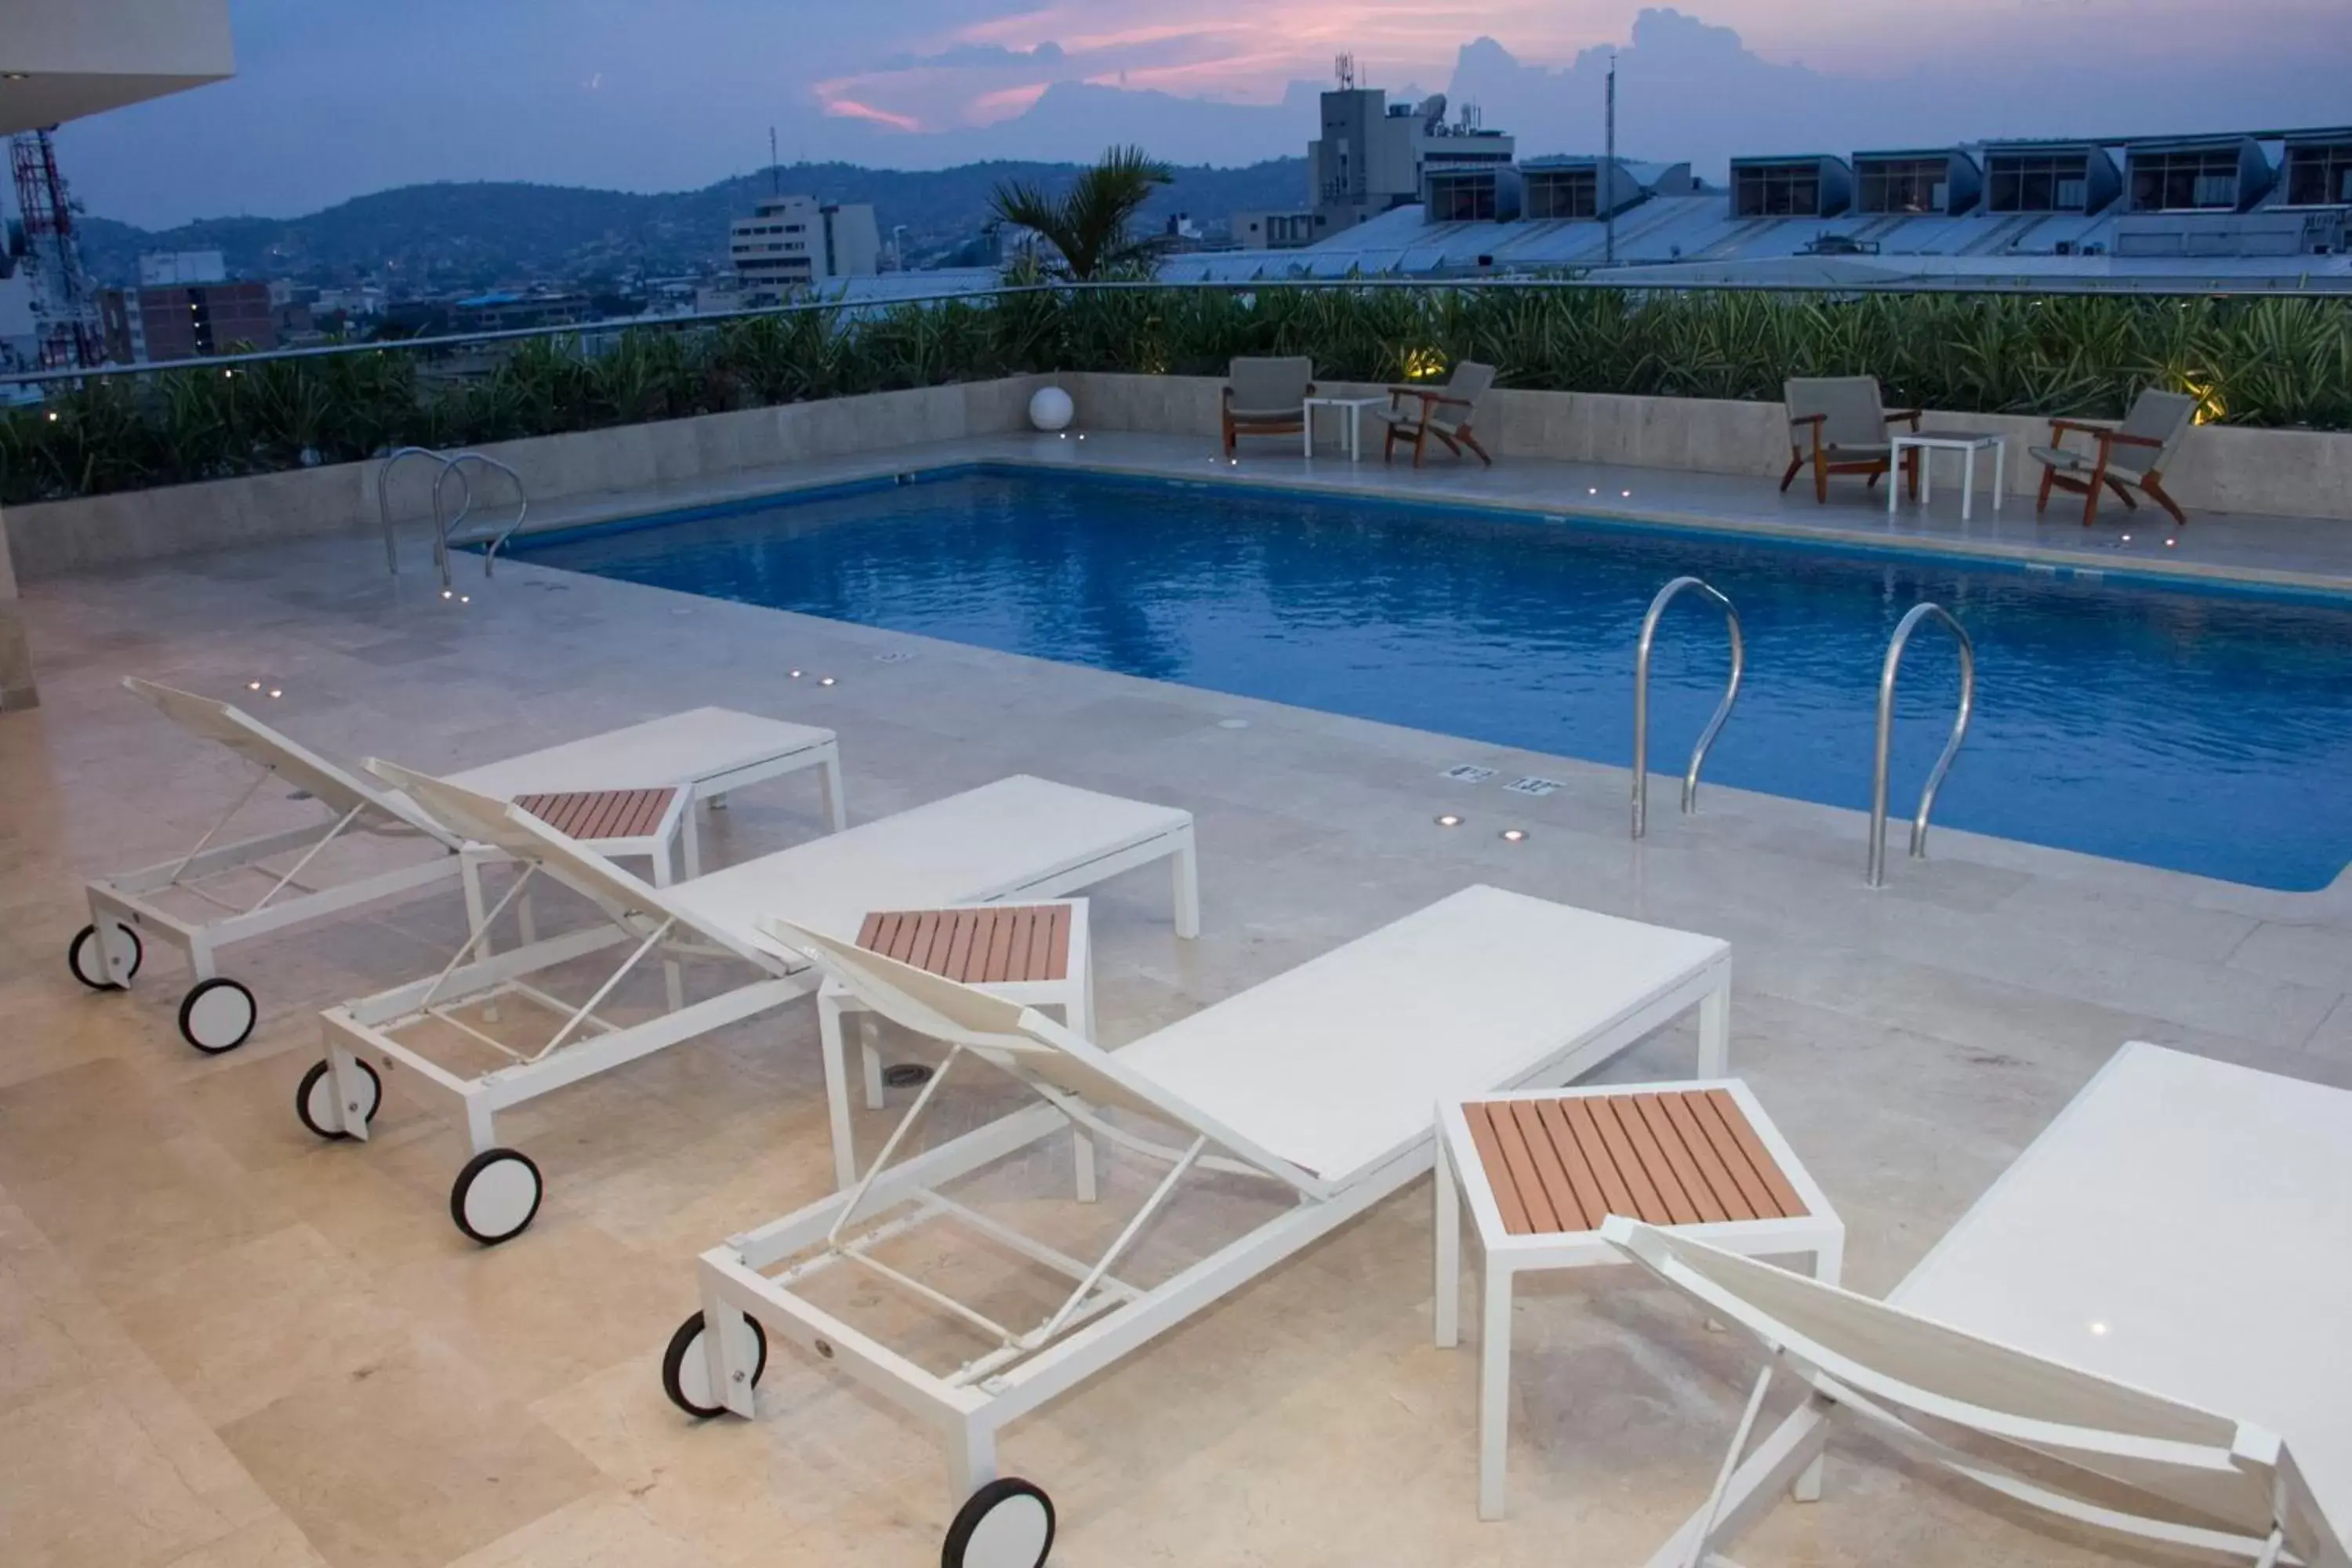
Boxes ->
[1868,601,1976,887]
[1632,575,1745,840]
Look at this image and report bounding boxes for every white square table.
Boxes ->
[1889,430,2007,522]
[1303,394,1390,462]
[1436,1077,1842,1520]
[446,705,846,877]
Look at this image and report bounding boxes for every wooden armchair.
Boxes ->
[2031,390,2197,528]
[1780,376,1922,503]
[1375,361,1497,468]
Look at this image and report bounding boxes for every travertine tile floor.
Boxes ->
[5,456,2351,1567]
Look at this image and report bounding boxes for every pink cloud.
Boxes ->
[971,82,1052,119]
[821,96,923,132]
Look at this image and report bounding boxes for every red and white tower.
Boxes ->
[9,127,104,370]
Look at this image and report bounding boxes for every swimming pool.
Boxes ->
[508,467,2352,891]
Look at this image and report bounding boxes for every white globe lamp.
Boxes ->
[1029,385,1075,433]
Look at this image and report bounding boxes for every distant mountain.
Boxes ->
[75,158,1311,292]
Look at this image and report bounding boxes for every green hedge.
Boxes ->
[6,286,2348,505]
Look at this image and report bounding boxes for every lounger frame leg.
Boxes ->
[818,752,848,832]
[1698,979,1731,1076]
[1172,829,1201,938]
[1434,1130,1461,1348]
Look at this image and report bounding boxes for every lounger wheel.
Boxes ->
[67,923,142,989]
[448,1149,543,1245]
[295,1058,381,1141]
[942,1478,1056,1568]
[659,1309,768,1419]
[177,977,257,1054]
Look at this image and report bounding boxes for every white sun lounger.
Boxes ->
[667,886,1730,1566]
[71,678,842,1052]
[1609,1041,2352,1568]
[312,768,1199,1245]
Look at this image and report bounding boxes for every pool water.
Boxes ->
[510,468,2352,891]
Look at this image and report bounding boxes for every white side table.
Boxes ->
[820,899,1094,1189]
[1303,395,1388,462]
[1889,431,2007,522]
[1435,1079,1843,1520]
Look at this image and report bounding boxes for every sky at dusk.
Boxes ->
[49,0,2352,227]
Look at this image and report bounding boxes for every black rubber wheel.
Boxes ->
[177,977,257,1054]
[295,1058,381,1141]
[942,1477,1056,1568]
[67,923,142,990]
[659,1308,768,1419]
[448,1148,543,1245]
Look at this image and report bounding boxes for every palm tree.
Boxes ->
[989,146,1176,281]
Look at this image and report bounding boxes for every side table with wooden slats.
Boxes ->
[1434,1079,1843,1520]
[816,900,1094,1189]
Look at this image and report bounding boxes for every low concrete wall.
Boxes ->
[4,376,1048,581]
[1060,372,2352,522]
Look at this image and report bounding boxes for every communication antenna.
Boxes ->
[1604,52,1618,267]
[1461,101,1483,131]
[769,126,779,197]
[1334,53,1356,90]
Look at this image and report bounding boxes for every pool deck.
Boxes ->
[5,435,2352,1568]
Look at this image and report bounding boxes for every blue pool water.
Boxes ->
[509,468,2352,891]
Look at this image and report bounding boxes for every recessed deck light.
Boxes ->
[1499,828,1527,844]
[789,669,803,678]
[267,688,282,699]
[818,677,836,687]
[458,594,470,604]
[2120,534,2132,543]
[1435,813,1463,827]
[1621,489,1632,498]
[2089,1321,2109,1336]
[2165,538,2177,548]
[248,681,262,691]
[440,589,452,600]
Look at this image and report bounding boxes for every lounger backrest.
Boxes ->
[761,915,1328,1194]
[125,677,456,844]
[1433,361,1496,430]
[1226,356,1312,412]
[1784,376,1886,449]
[1603,1218,2345,1562]
[365,758,773,970]
[2112,389,2198,476]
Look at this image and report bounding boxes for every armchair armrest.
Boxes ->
[2046,417,2113,437]
[1885,408,1923,428]
[2103,430,2165,450]
[1387,384,1437,400]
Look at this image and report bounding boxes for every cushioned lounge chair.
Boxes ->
[1780,376,1922,503]
[311,766,1197,1246]
[2032,387,2197,528]
[1220,356,1314,454]
[71,678,841,1053]
[1377,361,1497,467]
[668,885,1733,1567]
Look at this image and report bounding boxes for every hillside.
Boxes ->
[75,158,1311,291]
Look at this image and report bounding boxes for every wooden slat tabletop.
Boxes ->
[514,786,679,841]
[1463,1089,1808,1236]
[855,904,1073,984]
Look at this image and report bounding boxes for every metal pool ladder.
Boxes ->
[1632,576,1745,839]
[376,446,532,590]
[1867,602,1976,887]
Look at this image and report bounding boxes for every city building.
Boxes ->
[728,194,880,301]
[1308,81,1515,235]
[1230,209,1317,250]
[136,249,228,285]
[449,290,591,333]
[1163,120,2352,292]
[99,278,275,363]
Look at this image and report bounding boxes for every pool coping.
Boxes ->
[495,445,2352,605]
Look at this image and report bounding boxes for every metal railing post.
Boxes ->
[1632,576,1745,840]
[1867,602,1976,887]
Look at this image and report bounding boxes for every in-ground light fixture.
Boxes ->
[1435,813,1464,828]
[1498,827,1527,844]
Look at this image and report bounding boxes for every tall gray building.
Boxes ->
[1308,87,1515,236]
